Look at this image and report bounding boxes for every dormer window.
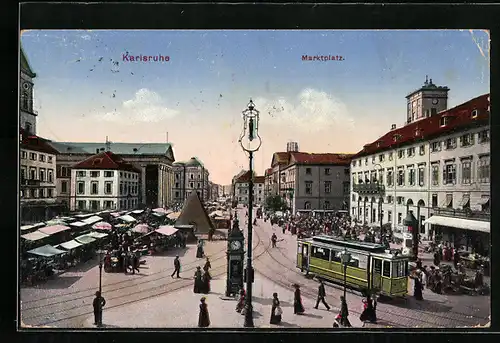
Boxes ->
[471,109,478,118]
[439,116,448,127]
[393,134,402,143]
[414,128,421,137]
[376,141,381,148]
[92,158,103,165]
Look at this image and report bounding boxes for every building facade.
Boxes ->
[20,130,64,223]
[69,151,140,211]
[49,141,175,210]
[20,47,38,135]
[172,157,210,204]
[234,172,265,206]
[350,80,489,252]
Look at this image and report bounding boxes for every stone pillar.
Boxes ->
[141,165,147,206]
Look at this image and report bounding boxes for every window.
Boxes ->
[77,200,86,210]
[478,130,489,143]
[91,181,99,194]
[104,171,114,177]
[461,160,472,184]
[383,260,391,277]
[418,165,425,186]
[387,211,392,222]
[21,151,27,159]
[311,246,330,261]
[47,189,53,198]
[365,158,368,166]
[431,164,439,186]
[61,166,71,177]
[397,168,405,186]
[175,191,180,198]
[306,168,312,175]
[104,201,113,209]
[408,167,416,186]
[431,108,437,116]
[324,181,331,194]
[439,116,448,127]
[39,189,45,198]
[90,200,99,211]
[352,194,356,202]
[387,195,393,203]
[443,163,456,185]
[324,168,331,175]
[304,201,311,210]
[379,154,385,162]
[373,259,382,274]
[190,174,194,179]
[29,152,36,161]
[407,147,415,157]
[430,141,441,153]
[39,168,46,182]
[398,150,405,159]
[460,133,474,147]
[190,182,194,188]
[90,171,100,177]
[29,168,36,180]
[445,138,457,150]
[388,152,393,161]
[77,171,86,177]
[305,181,312,194]
[397,213,402,224]
[343,181,349,195]
[386,168,394,186]
[397,196,405,205]
[471,109,478,118]
[38,154,45,162]
[419,145,425,155]
[478,155,490,183]
[323,200,331,210]
[432,194,438,207]
[392,261,407,278]
[48,170,53,183]
[372,156,376,163]
[105,181,113,194]
[48,156,53,163]
[77,181,85,194]
[445,194,453,208]
[61,181,68,194]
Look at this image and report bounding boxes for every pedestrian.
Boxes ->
[413,270,424,301]
[453,249,460,269]
[92,291,106,327]
[433,251,440,267]
[359,294,376,323]
[132,251,140,274]
[198,297,210,328]
[171,255,181,278]
[203,257,211,279]
[193,266,202,293]
[293,284,305,314]
[270,292,282,325]
[314,280,330,310]
[122,252,128,274]
[338,295,351,327]
[202,270,211,294]
[236,288,245,313]
[271,233,277,248]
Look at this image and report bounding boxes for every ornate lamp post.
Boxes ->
[97,250,104,294]
[403,209,418,261]
[340,247,352,299]
[238,99,262,327]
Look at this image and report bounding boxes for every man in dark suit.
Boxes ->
[171,255,181,278]
[314,280,330,310]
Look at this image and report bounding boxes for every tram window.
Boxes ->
[373,259,382,273]
[311,246,330,261]
[392,261,406,278]
[382,261,391,277]
[348,258,360,268]
[331,250,342,263]
[297,244,301,254]
[350,253,367,269]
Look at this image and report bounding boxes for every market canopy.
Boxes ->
[132,224,150,234]
[167,212,181,220]
[58,240,83,250]
[424,216,490,233]
[20,223,46,231]
[74,234,97,245]
[82,215,103,225]
[92,221,112,231]
[152,212,166,218]
[156,225,178,236]
[131,209,144,214]
[70,221,87,227]
[75,213,94,218]
[117,214,137,223]
[27,244,66,257]
[153,208,168,214]
[21,230,50,241]
[86,231,109,239]
[45,219,67,226]
[38,225,71,235]
[209,210,224,218]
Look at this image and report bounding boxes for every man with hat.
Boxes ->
[314,280,330,310]
[92,291,106,327]
[171,255,181,278]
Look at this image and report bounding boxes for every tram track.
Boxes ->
[252,219,488,328]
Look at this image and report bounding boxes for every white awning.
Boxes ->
[424,215,489,233]
[458,194,470,207]
[117,214,137,223]
[70,221,87,227]
[82,216,103,225]
[477,197,490,205]
[440,196,453,208]
[131,209,144,214]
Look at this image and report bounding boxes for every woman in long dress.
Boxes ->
[198,297,210,328]
[202,270,211,294]
[270,292,282,324]
[339,296,351,327]
[193,267,202,293]
[359,295,376,323]
[293,284,305,314]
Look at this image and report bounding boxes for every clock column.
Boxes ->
[225,227,245,297]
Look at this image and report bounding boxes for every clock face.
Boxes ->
[23,83,29,90]
[230,240,241,250]
[432,99,439,105]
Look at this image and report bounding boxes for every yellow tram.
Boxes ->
[297,235,409,297]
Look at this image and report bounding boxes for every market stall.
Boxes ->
[92,221,113,231]
[74,234,98,261]
[117,214,137,223]
[54,239,84,269]
[22,245,67,284]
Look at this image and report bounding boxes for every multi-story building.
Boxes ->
[20,47,38,134]
[48,140,175,210]
[70,151,140,211]
[208,182,221,202]
[350,79,489,254]
[20,129,65,223]
[267,151,353,213]
[172,157,210,203]
[233,172,265,206]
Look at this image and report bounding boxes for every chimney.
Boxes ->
[391,124,396,130]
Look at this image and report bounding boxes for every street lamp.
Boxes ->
[97,250,104,294]
[372,163,384,242]
[340,247,352,299]
[403,209,418,261]
[238,99,262,328]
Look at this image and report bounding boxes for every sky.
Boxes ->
[20,30,490,185]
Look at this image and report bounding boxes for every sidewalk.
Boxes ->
[81,273,364,328]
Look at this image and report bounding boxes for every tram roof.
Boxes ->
[311,235,387,253]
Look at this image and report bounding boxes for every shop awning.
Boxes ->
[82,215,103,225]
[153,208,168,214]
[167,212,181,220]
[424,216,490,233]
[21,231,50,241]
[38,225,71,235]
[118,214,137,223]
[70,221,87,227]
[20,222,46,231]
[45,219,67,226]
[92,221,112,231]
[28,244,66,257]
[132,224,150,234]
[458,194,470,207]
[209,210,224,218]
[156,225,178,236]
[477,197,490,205]
[74,235,97,245]
[86,231,109,239]
[131,209,144,214]
[440,196,453,208]
[152,212,166,218]
[58,240,83,250]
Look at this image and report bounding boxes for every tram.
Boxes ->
[297,235,409,298]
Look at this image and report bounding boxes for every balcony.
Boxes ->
[434,208,490,222]
[353,183,385,195]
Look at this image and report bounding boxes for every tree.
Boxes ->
[264,195,287,212]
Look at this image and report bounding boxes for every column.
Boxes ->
[141,165,147,206]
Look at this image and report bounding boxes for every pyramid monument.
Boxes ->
[175,191,215,235]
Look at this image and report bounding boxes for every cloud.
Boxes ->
[254,88,355,132]
[101,88,179,123]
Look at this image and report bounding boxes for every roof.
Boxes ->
[20,46,36,77]
[184,157,204,167]
[71,151,140,173]
[27,245,66,257]
[254,176,265,183]
[48,141,173,157]
[289,152,354,166]
[271,152,291,167]
[175,191,215,233]
[20,129,59,155]
[353,93,490,158]
[235,170,254,183]
[406,78,449,99]
[21,231,50,241]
